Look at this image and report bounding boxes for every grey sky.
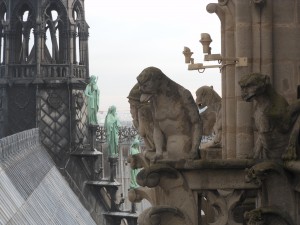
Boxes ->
[85,0,221,118]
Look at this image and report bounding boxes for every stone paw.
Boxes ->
[282,146,297,161]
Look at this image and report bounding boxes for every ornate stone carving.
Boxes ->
[203,189,245,225]
[245,207,295,225]
[73,90,88,144]
[137,67,202,161]
[47,92,62,109]
[15,90,30,109]
[245,161,283,186]
[196,85,222,148]
[135,164,197,224]
[74,91,84,109]
[137,206,186,225]
[239,73,300,160]
[245,161,296,224]
[136,164,178,188]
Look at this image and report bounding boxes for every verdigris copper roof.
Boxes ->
[0,129,97,225]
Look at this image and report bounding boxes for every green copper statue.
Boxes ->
[104,105,121,157]
[84,75,100,125]
[129,136,141,189]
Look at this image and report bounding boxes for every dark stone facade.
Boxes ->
[0,1,113,224]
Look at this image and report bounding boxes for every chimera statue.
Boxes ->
[128,83,155,162]
[239,73,300,160]
[196,85,222,148]
[137,67,202,161]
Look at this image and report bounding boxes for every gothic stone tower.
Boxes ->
[0,1,110,223]
[0,0,89,164]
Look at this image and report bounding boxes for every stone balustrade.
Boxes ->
[96,126,138,144]
[0,64,87,80]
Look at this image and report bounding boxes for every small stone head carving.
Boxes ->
[239,73,270,102]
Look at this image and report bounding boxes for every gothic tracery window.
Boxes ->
[45,7,59,63]
[12,4,35,64]
[73,2,85,65]
[43,2,66,64]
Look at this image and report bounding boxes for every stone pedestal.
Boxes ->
[88,124,98,151]
[71,146,103,180]
[131,202,137,213]
[200,148,222,160]
[109,157,118,182]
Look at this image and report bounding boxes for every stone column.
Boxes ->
[22,31,29,63]
[69,27,74,64]
[109,157,118,182]
[34,24,42,79]
[260,0,273,81]
[78,32,83,65]
[68,26,75,77]
[252,0,261,73]
[3,27,10,78]
[73,30,77,64]
[0,30,3,64]
[79,31,88,66]
[207,2,237,159]
[223,3,236,159]
[85,30,89,77]
[235,0,254,158]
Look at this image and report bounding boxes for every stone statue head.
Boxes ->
[127,83,141,103]
[137,67,166,102]
[239,73,270,102]
[89,75,97,84]
[108,105,116,115]
[137,67,164,95]
[195,85,221,110]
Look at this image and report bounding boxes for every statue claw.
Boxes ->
[282,145,297,161]
[151,153,163,163]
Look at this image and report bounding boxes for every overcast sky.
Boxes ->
[84,0,221,119]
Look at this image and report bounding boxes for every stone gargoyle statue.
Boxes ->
[137,66,202,161]
[239,73,300,160]
[128,83,156,163]
[196,85,222,149]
